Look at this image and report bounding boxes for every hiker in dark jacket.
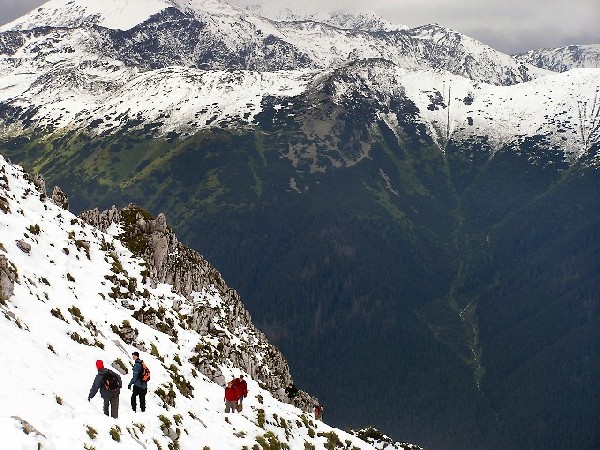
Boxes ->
[285,382,298,401]
[88,360,121,418]
[128,351,147,412]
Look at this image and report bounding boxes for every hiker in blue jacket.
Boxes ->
[88,359,121,418]
[128,351,148,412]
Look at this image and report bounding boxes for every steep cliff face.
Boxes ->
[80,204,315,409]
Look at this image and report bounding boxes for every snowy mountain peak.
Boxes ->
[245,5,408,33]
[1,0,167,31]
[0,0,598,168]
[515,44,600,72]
[0,0,243,32]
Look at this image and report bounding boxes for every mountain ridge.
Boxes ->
[0,153,426,449]
[1,0,597,167]
[515,43,600,71]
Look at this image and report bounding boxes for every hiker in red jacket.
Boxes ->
[237,375,248,410]
[315,403,324,420]
[224,381,238,413]
[231,376,241,411]
[231,376,241,395]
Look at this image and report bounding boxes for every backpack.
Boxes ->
[138,361,151,382]
[103,370,122,391]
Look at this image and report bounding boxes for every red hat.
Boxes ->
[95,360,104,370]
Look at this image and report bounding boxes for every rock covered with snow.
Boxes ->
[80,203,307,404]
[0,253,18,301]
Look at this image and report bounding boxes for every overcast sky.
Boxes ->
[1,0,598,54]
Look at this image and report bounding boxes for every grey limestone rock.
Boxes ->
[22,172,46,196]
[24,173,46,196]
[15,240,31,254]
[80,204,318,410]
[51,186,69,210]
[0,254,18,302]
[11,416,46,438]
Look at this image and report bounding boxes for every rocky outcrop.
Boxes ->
[0,254,18,303]
[11,416,46,438]
[81,205,225,296]
[0,166,10,213]
[15,240,31,254]
[51,186,68,210]
[24,172,46,196]
[80,204,317,409]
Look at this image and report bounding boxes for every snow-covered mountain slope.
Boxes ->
[243,6,409,33]
[0,63,314,135]
[0,0,596,163]
[390,66,600,160]
[0,0,546,82]
[0,0,560,148]
[0,154,422,449]
[302,11,407,33]
[515,44,600,72]
[1,54,598,164]
[0,0,244,32]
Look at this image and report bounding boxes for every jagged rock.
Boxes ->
[195,361,226,387]
[11,416,46,437]
[80,204,318,410]
[80,206,120,231]
[111,361,128,376]
[0,166,9,190]
[77,240,91,252]
[111,321,139,345]
[0,194,9,214]
[0,255,18,302]
[34,174,46,196]
[15,240,31,254]
[163,426,178,442]
[132,306,178,339]
[51,186,68,210]
[24,173,46,196]
[0,168,10,213]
